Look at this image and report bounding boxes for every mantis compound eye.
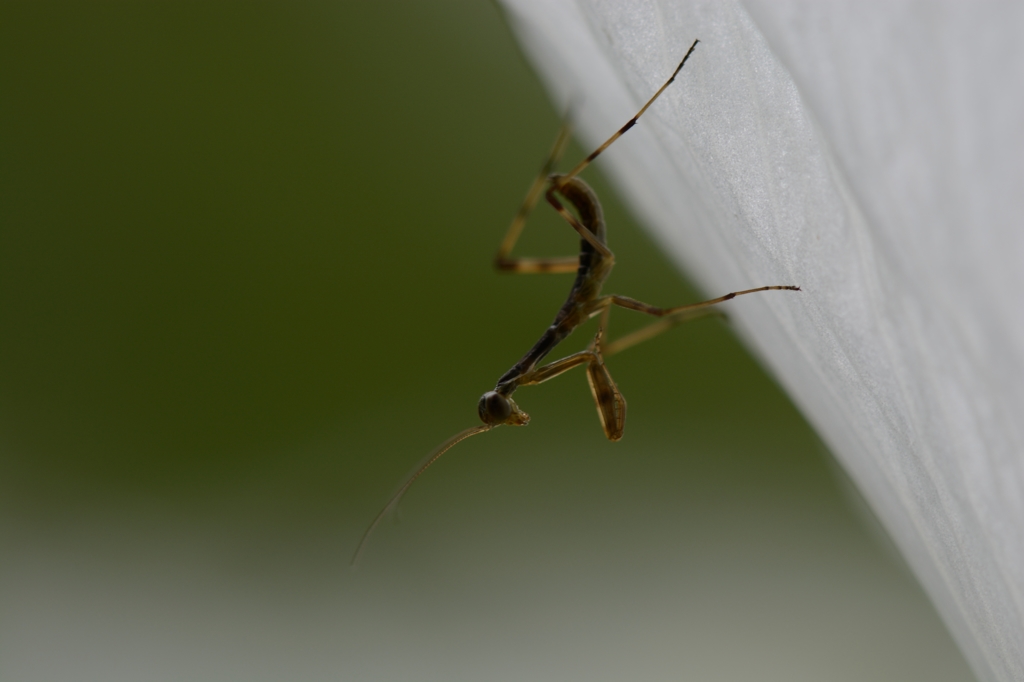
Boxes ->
[478,391,512,425]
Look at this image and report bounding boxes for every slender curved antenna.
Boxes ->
[351,424,494,567]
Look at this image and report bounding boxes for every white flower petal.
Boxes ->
[499,1,1024,680]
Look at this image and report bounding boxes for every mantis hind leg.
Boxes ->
[494,124,580,274]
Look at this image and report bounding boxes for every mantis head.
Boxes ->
[477,390,530,427]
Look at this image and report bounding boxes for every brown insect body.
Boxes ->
[494,174,612,396]
[352,39,800,565]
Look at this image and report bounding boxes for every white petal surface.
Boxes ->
[499,2,1024,681]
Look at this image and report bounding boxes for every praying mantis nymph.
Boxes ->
[353,39,800,564]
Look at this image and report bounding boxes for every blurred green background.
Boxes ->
[0,2,973,681]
